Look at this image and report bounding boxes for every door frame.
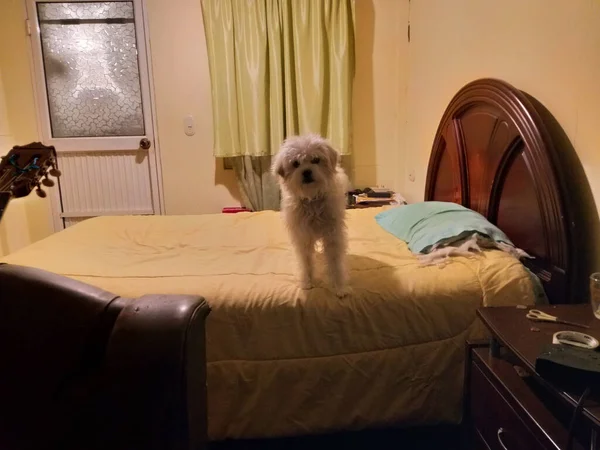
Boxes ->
[24,0,165,231]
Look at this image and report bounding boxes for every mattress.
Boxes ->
[1,207,537,439]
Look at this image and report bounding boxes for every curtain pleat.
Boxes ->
[201,0,355,158]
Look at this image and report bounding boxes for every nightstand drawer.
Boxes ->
[470,361,545,450]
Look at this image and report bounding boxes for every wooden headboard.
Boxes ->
[425,78,593,305]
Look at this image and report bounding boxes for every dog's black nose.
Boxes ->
[301,169,314,184]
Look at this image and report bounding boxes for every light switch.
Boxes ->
[184,114,195,136]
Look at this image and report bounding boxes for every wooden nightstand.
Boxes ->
[464,305,600,450]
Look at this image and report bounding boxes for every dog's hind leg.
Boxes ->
[323,234,350,298]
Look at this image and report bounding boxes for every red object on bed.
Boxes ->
[221,207,252,213]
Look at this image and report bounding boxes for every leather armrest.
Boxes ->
[0,264,211,450]
[91,294,211,450]
[0,264,119,449]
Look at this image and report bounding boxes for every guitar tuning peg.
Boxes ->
[35,186,47,198]
[42,177,55,187]
[48,161,61,177]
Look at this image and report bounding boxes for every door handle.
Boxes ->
[139,138,151,150]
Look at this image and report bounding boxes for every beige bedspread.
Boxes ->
[2,207,536,439]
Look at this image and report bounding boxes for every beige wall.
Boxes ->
[145,0,241,215]
[0,0,54,255]
[0,67,29,256]
[403,0,600,212]
[351,0,408,191]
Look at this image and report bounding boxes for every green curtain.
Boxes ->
[201,0,356,158]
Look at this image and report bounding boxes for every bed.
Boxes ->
[1,78,591,441]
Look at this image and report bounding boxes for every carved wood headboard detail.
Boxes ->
[425,78,594,305]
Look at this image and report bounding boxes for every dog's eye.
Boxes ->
[311,157,320,164]
[292,160,300,168]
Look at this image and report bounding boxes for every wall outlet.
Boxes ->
[408,170,415,182]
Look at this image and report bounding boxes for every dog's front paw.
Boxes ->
[335,285,352,298]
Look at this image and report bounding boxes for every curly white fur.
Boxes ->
[272,134,351,297]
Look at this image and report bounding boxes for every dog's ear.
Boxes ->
[322,142,339,169]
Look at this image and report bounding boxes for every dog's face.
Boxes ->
[272,134,340,200]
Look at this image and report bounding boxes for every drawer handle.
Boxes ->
[497,427,509,450]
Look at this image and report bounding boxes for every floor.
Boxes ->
[209,425,463,450]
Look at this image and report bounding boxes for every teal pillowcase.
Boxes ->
[374,201,514,253]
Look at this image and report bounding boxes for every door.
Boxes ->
[26,0,163,229]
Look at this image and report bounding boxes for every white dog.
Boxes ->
[272,134,351,297]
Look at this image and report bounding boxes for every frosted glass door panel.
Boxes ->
[27,0,162,231]
[37,2,145,138]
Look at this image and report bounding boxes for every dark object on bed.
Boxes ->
[425,78,595,305]
[0,263,210,450]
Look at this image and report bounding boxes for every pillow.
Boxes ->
[374,201,515,254]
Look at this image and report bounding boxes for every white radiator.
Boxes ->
[57,150,155,226]
[63,216,91,229]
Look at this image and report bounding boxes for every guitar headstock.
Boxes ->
[0,142,61,199]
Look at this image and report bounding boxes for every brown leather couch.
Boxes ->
[0,263,211,450]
